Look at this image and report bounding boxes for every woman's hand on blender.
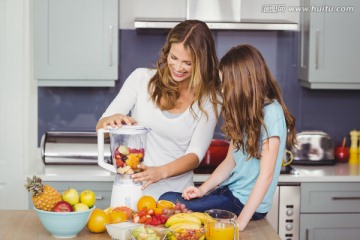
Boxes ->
[131,164,162,190]
[100,114,138,129]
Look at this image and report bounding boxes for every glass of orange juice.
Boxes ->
[204,209,239,240]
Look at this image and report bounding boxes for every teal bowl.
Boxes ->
[34,206,95,238]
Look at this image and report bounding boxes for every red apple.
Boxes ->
[53,200,73,212]
[335,146,350,163]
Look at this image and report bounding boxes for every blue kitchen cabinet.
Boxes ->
[298,0,360,89]
[34,0,118,87]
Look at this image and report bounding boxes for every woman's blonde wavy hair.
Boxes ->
[148,20,221,118]
[219,44,296,159]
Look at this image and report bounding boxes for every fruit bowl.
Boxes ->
[129,225,168,240]
[169,228,205,240]
[34,206,95,238]
[105,221,142,240]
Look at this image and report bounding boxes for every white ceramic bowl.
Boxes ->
[105,221,142,240]
[34,206,95,238]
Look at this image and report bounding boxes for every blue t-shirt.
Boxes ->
[220,100,287,213]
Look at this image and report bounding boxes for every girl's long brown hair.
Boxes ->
[219,44,296,159]
[148,20,221,118]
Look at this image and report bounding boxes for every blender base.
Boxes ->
[110,183,143,210]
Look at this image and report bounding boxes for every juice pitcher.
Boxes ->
[205,209,239,240]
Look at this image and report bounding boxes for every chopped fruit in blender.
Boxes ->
[114,146,145,174]
[116,158,125,167]
[117,165,130,174]
[118,145,129,155]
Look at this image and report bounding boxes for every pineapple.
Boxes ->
[25,175,62,211]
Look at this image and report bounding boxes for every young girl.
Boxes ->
[159,44,296,231]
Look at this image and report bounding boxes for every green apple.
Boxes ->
[74,202,89,212]
[62,188,80,205]
[80,190,96,208]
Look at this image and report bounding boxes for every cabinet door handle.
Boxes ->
[315,29,320,69]
[96,195,104,200]
[305,228,309,240]
[332,196,360,200]
[108,25,113,66]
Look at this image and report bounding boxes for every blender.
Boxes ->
[97,125,151,210]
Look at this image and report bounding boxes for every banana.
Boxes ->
[165,213,202,227]
[168,222,202,231]
[191,212,216,225]
[191,212,207,225]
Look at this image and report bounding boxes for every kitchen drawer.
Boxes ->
[300,213,360,240]
[301,182,360,213]
[28,181,112,210]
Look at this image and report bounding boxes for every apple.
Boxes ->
[80,190,96,208]
[118,145,129,155]
[53,201,73,212]
[74,203,89,212]
[62,188,80,205]
[335,146,350,163]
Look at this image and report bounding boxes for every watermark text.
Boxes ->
[261,4,354,13]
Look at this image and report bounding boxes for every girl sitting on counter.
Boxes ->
[159,44,297,231]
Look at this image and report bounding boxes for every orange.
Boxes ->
[86,209,110,233]
[137,195,157,211]
[104,206,113,215]
[109,209,127,223]
[157,200,175,209]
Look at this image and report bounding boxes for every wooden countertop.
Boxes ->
[0,210,280,240]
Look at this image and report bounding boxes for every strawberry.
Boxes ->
[138,216,147,223]
[138,209,147,217]
[115,159,124,167]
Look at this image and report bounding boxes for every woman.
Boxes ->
[159,44,297,231]
[96,20,221,199]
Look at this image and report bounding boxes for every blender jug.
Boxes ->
[98,125,150,209]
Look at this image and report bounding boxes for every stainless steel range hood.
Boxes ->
[133,0,299,31]
[135,18,298,31]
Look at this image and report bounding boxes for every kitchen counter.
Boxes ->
[27,162,360,183]
[0,210,280,240]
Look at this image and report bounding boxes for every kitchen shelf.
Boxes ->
[134,18,299,31]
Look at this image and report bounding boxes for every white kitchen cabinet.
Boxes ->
[298,0,360,89]
[28,181,113,210]
[34,0,118,87]
[299,182,360,240]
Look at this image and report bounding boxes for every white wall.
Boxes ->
[0,0,37,209]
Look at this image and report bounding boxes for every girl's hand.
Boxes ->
[131,164,162,190]
[99,114,137,130]
[182,186,204,200]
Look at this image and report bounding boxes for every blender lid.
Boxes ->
[109,125,150,135]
